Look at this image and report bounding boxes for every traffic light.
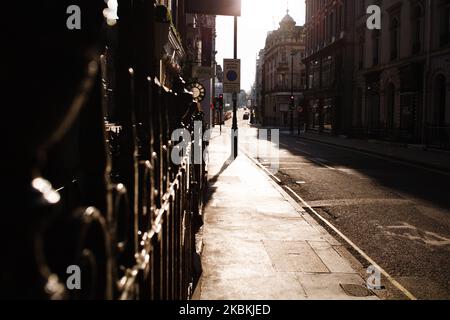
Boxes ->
[218,94,224,110]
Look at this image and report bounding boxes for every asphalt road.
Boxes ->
[228,109,450,300]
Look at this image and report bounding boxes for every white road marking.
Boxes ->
[244,147,417,300]
[241,149,281,183]
[284,186,418,301]
[296,141,307,146]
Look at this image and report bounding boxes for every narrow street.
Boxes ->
[6,0,450,305]
[233,109,450,300]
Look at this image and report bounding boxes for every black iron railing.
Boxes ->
[2,0,206,300]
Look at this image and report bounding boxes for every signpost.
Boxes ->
[223,59,241,94]
[185,0,242,158]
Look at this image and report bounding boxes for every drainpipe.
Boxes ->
[421,0,432,145]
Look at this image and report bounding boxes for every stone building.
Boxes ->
[261,11,307,127]
[184,13,217,126]
[353,0,450,148]
[304,0,450,148]
[303,0,355,135]
[254,49,265,123]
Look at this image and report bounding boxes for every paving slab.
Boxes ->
[263,241,329,273]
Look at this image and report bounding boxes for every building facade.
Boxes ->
[254,49,265,124]
[184,12,217,126]
[303,0,355,135]
[261,11,307,127]
[353,0,450,148]
[149,1,218,127]
[304,0,450,148]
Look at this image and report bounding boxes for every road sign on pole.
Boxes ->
[223,59,241,94]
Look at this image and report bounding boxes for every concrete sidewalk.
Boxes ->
[194,128,378,300]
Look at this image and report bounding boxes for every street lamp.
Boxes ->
[290,50,297,135]
[232,16,239,159]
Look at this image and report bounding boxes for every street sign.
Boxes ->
[185,0,241,16]
[223,59,241,94]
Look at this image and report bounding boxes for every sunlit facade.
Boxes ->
[353,0,450,148]
[261,11,306,127]
[304,0,450,148]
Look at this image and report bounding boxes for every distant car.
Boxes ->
[243,112,250,120]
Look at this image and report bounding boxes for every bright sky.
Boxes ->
[216,0,305,92]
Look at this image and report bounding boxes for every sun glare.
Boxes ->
[216,0,305,91]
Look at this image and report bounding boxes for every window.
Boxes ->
[328,12,335,41]
[323,100,333,131]
[386,83,396,129]
[355,88,363,127]
[390,17,400,60]
[281,48,287,62]
[308,100,321,129]
[280,74,287,89]
[412,6,423,54]
[300,70,306,89]
[372,30,380,66]
[440,3,450,46]
[433,75,448,125]
[358,34,365,70]
[312,60,320,88]
[322,56,333,87]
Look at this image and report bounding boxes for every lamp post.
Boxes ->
[232,16,239,159]
[290,50,296,134]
